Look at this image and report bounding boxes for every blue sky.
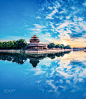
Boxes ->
[0,0,86,47]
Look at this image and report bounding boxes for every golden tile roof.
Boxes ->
[30,35,40,42]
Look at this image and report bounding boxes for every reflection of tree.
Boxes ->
[58,52,64,57]
[0,53,27,64]
[64,51,70,54]
[56,53,63,57]
[47,54,56,59]
[0,51,71,67]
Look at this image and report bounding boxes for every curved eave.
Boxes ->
[27,44,47,47]
[31,37,38,39]
[30,39,40,42]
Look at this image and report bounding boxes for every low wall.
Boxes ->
[0,49,73,54]
[0,49,21,53]
[25,49,73,54]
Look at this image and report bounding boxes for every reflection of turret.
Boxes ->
[29,58,40,67]
[0,51,71,67]
[26,54,46,67]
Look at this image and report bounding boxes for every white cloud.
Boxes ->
[36,16,41,19]
[71,7,75,10]
[30,28,41,33]
[44,62,51,66]
[79,21,86,31]
[78,17,83,21]
[0,39,11,42]
[34,24,46,28]
[45,33,51,37]
[46,6,58,19]
[83,2,86,6]
[59,16,63,20]
[48,7,53,9]
[55,1,61,8]
[73,16,83,22]
[50,22,55,29]
[59,8,66,14]
[66,16,70,19]
[34,0,86,47]
[46,80,58,92]
[30,24,46,33]
[31,67,45,75]
[25,25,28,27]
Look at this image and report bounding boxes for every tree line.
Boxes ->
[0,39,27,49]
[0,40,71,50]
[47,43,71,49]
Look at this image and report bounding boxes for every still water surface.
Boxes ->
[0,51,86,99]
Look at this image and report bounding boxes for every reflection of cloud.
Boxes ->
[44,62,51,66]
[31,67,45,75]
[31,51,86,96]
[46,80,58,92]
[55,51,86,83]
[62,51,86,62]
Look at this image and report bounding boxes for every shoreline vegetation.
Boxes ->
[0,39,72,49]
[0,39,72,50]
[0,39,85,54]
[0,39,27,49]
[0,39,73,54]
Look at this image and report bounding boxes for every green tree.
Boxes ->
[58,44,62,49]
[0,39,27,49]
[60,44,65,49]
[47,43,55,49]
[55,44,60,48]
[64,45,71,49]
[13,41,18,49]
[0,42,3,49]
[2,42,7,49]
[7,41,14,49]
[16,39,27,49]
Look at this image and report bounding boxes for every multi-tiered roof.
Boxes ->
[26,35,47,50]
[30,35,40,43]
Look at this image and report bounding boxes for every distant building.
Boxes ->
[26,35,47,50]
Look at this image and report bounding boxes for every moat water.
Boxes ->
[0,51,86,99]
